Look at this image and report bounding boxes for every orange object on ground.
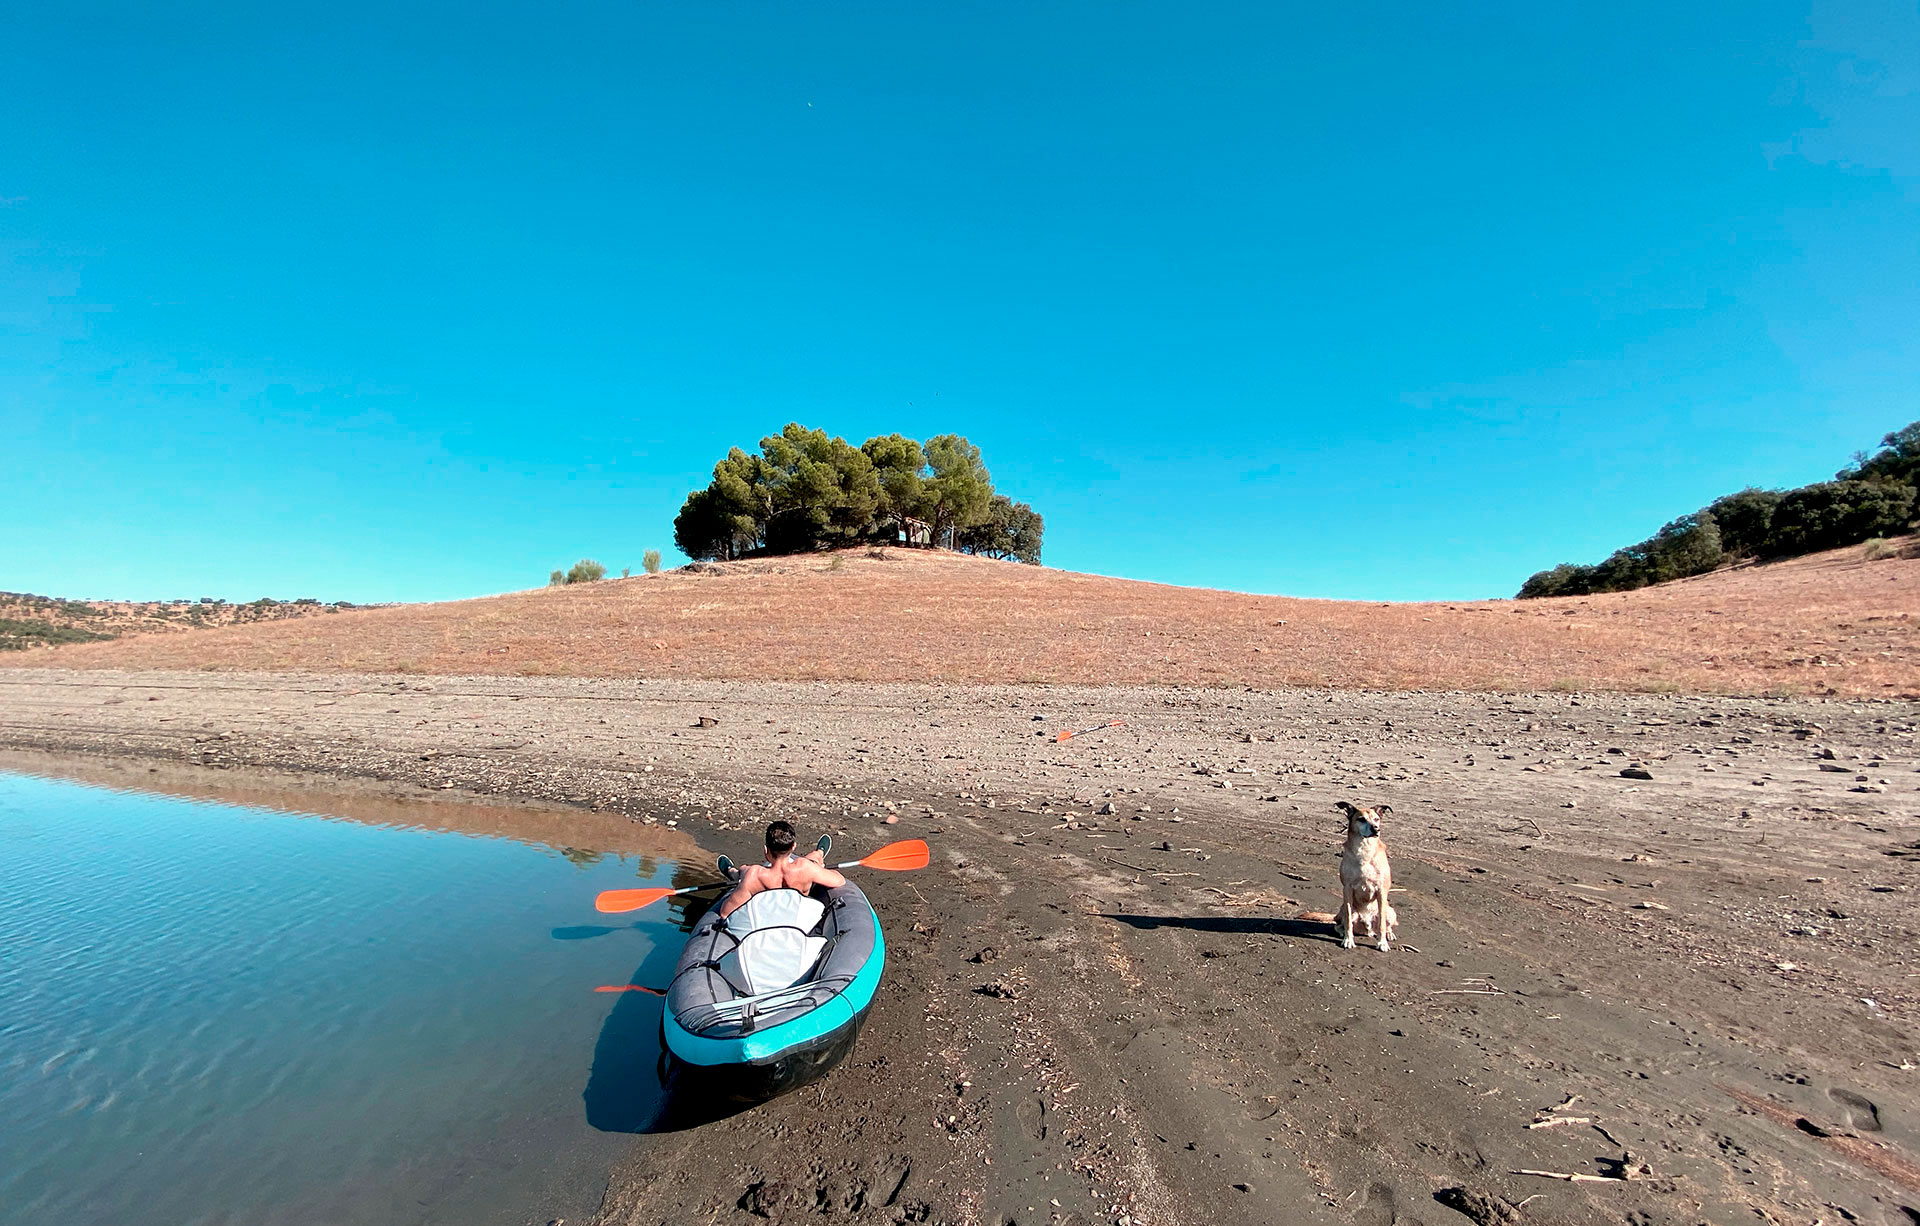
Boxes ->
[1055,719,1125,743]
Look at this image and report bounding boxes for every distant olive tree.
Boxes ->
[643,549,662,575]
[956,494,1044,564]
[549,569,566,587]
[671,424,1036,559]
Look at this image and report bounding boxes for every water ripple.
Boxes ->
[0,769,674,1226]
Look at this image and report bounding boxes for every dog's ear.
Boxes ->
[1334,801,1358,817]
[1375,804,1393,818]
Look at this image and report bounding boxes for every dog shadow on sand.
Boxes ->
[1103,914,1345,944]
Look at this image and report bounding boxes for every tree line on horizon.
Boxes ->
[1518,420,1919,599]
[671,424,1044,564]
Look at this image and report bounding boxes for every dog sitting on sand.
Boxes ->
[1335,801,1396,951]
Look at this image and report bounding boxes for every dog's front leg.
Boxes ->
[1374,891,1391,952]
[1337,897,1356,949]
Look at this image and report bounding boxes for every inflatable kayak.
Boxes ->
[662,881,884,1101]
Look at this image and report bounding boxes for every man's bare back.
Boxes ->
[716,841,845,919]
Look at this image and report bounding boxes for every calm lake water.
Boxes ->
[0,767,703,1226]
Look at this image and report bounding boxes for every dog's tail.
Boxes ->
[1297,909,1337,923]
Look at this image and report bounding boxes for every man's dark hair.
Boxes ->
[765,821,796,856]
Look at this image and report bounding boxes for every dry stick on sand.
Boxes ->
[1432,978,1507,996]
[1529,1094,1584,1128]
[1511,1169,1628,1184]
[1436,978,1505,997]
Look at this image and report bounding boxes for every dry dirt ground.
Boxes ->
[4,668,1918,1226]
[9,540,1918,697]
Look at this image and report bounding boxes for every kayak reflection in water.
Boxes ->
[714,821,845,919]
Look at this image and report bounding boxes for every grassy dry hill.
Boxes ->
[7,541,1917,696]
[0,592,357,650]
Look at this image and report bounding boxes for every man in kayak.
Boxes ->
[715,820,845,919]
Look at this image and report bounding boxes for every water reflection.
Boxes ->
[572,886,760,1135]
[0,762,701,1226]
[576,871,731,1134]
[0,747,699,863]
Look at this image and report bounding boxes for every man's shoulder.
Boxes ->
[785,861,831,888]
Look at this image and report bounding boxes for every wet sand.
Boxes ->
[3,667,1917,1226]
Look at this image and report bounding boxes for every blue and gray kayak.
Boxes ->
[662,882,884,1101]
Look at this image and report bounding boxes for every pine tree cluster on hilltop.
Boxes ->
[673,424,1043,564]
[1519,420,1919,598]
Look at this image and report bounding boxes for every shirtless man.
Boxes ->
[715,820,845,919]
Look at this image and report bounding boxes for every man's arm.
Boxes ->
[808,862,847,890]
[715,867,769,918]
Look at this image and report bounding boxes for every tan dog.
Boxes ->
[1335,802,1396,951]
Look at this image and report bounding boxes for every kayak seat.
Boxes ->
[717,889,829,996]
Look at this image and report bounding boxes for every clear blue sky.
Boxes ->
[3,2,1915,603]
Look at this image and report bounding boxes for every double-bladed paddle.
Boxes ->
[591,837,931,914]
[1054,719,1125,744]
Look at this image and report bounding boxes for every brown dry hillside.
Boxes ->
[0,591,357,650]
[8,541,1918,696]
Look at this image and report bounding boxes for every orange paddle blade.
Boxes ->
[594,886,677,913]
[594,984,666,995]
[1055,719,1125,743]
[852,838,930,871]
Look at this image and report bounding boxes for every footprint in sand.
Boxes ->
[1015,1094,1048,1141]
[1355,1180,1399,1226]
[1827,1087,1882,1131]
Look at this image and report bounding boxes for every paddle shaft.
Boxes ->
[593,838,928,912]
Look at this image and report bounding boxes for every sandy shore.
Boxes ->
[4,667,1918,1225]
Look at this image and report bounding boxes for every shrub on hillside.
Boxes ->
[0,617,115,649]
[1764,481,1916,555]
[548,560,607,586]
[1644,511,1723,583]
[1838,421,1920,487]
[1517,563,1594,599]
[1707,487,1783,558]
[1517,418,1917,598]
[643,549,662,574]
[1517,511,1722,599]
